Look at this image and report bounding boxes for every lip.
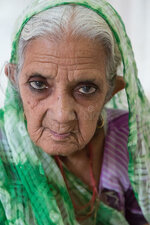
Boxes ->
[49,129,71,140]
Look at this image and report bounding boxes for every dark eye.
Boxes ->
[29,81,48,90]
[78,86,97,95]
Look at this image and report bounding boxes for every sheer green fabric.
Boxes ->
[0,0,150,224]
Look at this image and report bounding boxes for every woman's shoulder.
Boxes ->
[103,108,129,153]
[100,108,130,199]
[105,108,129,131]
[101,108,130,192]
[100,108,148,223]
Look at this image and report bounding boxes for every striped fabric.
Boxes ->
[99,109,147,224]
[100,109,130,198]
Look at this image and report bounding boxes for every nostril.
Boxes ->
[69,111,77,121]
[52,93,76,123]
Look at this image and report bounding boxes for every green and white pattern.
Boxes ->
[0,0,150,224]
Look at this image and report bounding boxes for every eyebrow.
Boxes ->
[26,73,54,80]
[72,78,99,84]
[27,73,104,87]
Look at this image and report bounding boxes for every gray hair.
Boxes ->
[15,4,121,98]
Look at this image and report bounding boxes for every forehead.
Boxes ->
[24,36,106,62]
[21,37,107,81]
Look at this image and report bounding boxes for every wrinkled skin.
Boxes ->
[18,36,108,156]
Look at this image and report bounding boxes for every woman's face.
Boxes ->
[18,36,108,156]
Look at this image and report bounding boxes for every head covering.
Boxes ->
[0,0,150,224]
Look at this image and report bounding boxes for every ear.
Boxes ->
[4,63,17,85]
[111,75,126,97]
[106,76,126,102]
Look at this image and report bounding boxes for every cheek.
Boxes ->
[23,100,47,145]
[19,83,44,118]
[78,106,101,139]
[20,90,46,136]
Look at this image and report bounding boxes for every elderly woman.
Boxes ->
[0,0,150,224]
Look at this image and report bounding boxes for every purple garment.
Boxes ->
[99,108,147,225]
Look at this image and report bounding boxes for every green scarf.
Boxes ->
[0,0,150,224]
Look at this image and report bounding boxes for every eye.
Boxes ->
[78,85,97,95]
[29,81,48,90]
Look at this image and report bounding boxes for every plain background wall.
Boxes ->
[108,0,150,99]
[0,0,150,98]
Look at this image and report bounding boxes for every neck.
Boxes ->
[60,128,105,189]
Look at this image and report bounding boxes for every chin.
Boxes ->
[38,141,82,156]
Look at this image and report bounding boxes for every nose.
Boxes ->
[51,91,76,124]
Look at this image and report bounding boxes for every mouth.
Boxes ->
[49,129,71,141]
